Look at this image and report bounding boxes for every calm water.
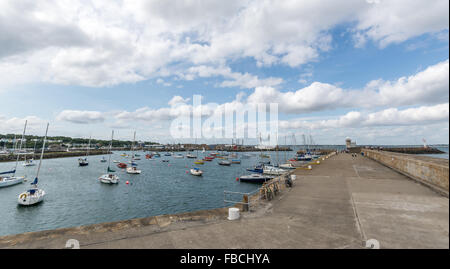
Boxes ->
[0,150,297,236]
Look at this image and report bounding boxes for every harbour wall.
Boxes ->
[362,149,449,197]
[0,150,109,163]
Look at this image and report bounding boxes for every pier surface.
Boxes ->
[0,153,448,249]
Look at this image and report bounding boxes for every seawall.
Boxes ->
[362,149,449,197]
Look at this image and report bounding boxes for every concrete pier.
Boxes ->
[0,152,448,249]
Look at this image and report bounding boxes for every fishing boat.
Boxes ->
[117,162,127,168]
[17,122,49,206]
[99,130,119,184]
[1,120,28,188]
[190,168,203,176]
[78,136,91,166]
[263,165,286,175]
[218,160,231,166]
[239,174,274,184]
[126,131,142,174]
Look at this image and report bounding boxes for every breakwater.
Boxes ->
[378,147,444,154]
[0,150,109,163]
[362,149,449,196]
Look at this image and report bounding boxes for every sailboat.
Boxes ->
[78,136,91,166]
[0,120,28,188]
[17,122,48,205]
[99,130,119,184]
[23,139,37,166]
[126,131,141,174]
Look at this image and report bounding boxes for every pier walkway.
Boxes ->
[0,153,448,249]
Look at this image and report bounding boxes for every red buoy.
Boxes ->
[126,181,129,185]
[236,177,239,181]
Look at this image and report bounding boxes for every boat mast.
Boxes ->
[107,130,114,172]
[13,120,27,176]
[86,135,91,158]
[131,131,136,162]
[35,123,49,186]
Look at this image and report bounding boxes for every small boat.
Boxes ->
[204,156,215,160]
[231,159,241,164]
[162,159,169,162]
[100,157,107,162]
[99,173,119,184]
[239,174,274,184]
[260,154,270,158]
[164,153,172,156]
[99,131,119,184]
[202,158,212,162]
[218,160,231,166]
[133,157,141,160]
[279,163,295,169]
[23,159,36,166]
[18,122,49,206]
[173,154,184,159]
[190,168,203,176]
[194,160,204,165]
[78,158,89,166]
[263,166,286,175]
[126,166,141,174]
[0,174,25,188]
[117,163,127,168]
[186,154,196,159]
[246,165,264,173]
[2,121,28,188]
[113,160,120,163]
[120,153,127,157]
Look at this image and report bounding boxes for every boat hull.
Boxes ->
[17,189,45,205]
[99,174,119,184]
[0,176,25,188]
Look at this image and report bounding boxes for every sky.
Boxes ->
[0,0,449,145]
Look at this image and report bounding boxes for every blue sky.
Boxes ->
[0,0,448,145]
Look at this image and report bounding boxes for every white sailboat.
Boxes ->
[17,122,48,206]
[126,131,141,174]
[78,136,91,166]
[23,139,37,166]
[99,130,119,184]
[190,167,203,176]
[0,121,28,188]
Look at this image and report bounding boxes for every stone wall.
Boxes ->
[362,149,449,196]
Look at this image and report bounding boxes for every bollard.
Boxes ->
[242,195,249,212]
[228,208,240,220]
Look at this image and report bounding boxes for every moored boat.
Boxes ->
[239,174,274,184]
[190,168,203,176]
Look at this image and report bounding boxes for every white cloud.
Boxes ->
[0,114,47,133]
[280,103,449,129]
[0,0,447,87]
[247,60,449,113]
[56,110,105,124]
[355,0,449,48]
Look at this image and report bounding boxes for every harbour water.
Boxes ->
[0,145,447,237]
[0,151,293,236]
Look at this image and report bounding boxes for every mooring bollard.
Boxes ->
[228,208,240,220]
[242,195,249,212]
